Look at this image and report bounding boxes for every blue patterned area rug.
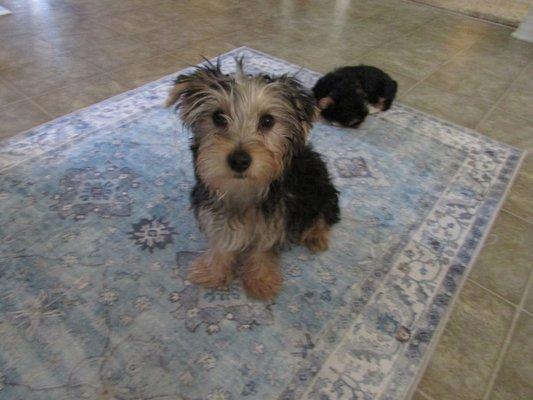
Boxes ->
[0,48,523,400]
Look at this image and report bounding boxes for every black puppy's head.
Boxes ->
[318,93,368,128]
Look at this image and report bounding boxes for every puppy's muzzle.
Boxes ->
[227,149,252,173]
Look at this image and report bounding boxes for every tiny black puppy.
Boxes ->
[312,65,398,128]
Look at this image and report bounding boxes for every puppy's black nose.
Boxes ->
[227,150,251,172]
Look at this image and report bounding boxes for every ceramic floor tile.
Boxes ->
[128,21,228,53]
[417,281,515,400]
[0,100,50,140]
[341,0,397,20]
[503,152,533,223]
[79,40,165,72]
[0,15,40,39]
[342,14,418,43]
[0,35,71,70]
[359,6,438,36]
[3,55,103,97]
[400,83,492,128]
[242,34,318,68]
[358,33,462,80]
[0,7,111,45]
[169,37,241,66]
[477,107,533,149]
[412,13,498,47]
[38,25,130,54]
[489,312,533,400]
[446,43,531,80]
[424,60,514,103]
[58,0,149,15]
[389,73,419,97]
[105,54,189,90]
[31,75,129,118]
[0,81,24,107]
[474,28,533,60]
[499,65,533,123]
[469,211,533,305]
[240,27,376,74]
[88,9,181,36]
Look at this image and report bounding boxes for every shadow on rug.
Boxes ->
[0,47,523,400]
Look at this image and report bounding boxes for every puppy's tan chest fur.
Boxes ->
[198,205,286,252]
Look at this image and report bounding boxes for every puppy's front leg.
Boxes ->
[242,250,282,300]
[187,248,235,289]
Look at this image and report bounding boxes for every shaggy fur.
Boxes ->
[167,59,340,300]
[312,65,398,128]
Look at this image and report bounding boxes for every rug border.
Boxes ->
[404,149,526,400]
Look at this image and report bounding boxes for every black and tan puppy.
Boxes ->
[166,60,340,300]
[313,65,398,128]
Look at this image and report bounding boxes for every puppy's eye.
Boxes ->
[212,110,227,127]
[258,114,275,131]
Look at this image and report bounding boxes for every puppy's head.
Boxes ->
[167,59,318,201]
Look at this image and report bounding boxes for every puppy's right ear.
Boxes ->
[165,63,228,127]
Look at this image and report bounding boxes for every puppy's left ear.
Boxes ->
[279,76,319,137]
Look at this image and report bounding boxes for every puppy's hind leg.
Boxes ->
[300,217,331,253]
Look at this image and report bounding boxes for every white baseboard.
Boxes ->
[0,6,12,16]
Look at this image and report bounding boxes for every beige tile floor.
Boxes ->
[0,1,532,398]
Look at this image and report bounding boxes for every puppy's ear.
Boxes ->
[165,76,191,108]
[278,76,319,129]
[318,96,334,110]
[166,62,228,126]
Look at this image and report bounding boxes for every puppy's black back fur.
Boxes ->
[271,145,340,241]
[335,66,396,109]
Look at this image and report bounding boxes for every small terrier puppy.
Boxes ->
[166,59,340,300]
[312,65,398,128]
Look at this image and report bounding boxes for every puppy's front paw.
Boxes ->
[187,253,233,289]
[242,254,282,301]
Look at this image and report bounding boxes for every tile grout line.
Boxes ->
[482,260,533,399]
[337,12,443,64]
[474,58,533,131]
[0,78,33,109]
[0,78,54,120]
[467,278,520,309]
[394,11,513,98]
[399,38,480,98]
[501,207,533,226]
[499,149,532,226]
[1,70,104,106]
[24,97,56,119]
[2,50,181,112]
[403,0,519,29]
[416,388,437,400]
